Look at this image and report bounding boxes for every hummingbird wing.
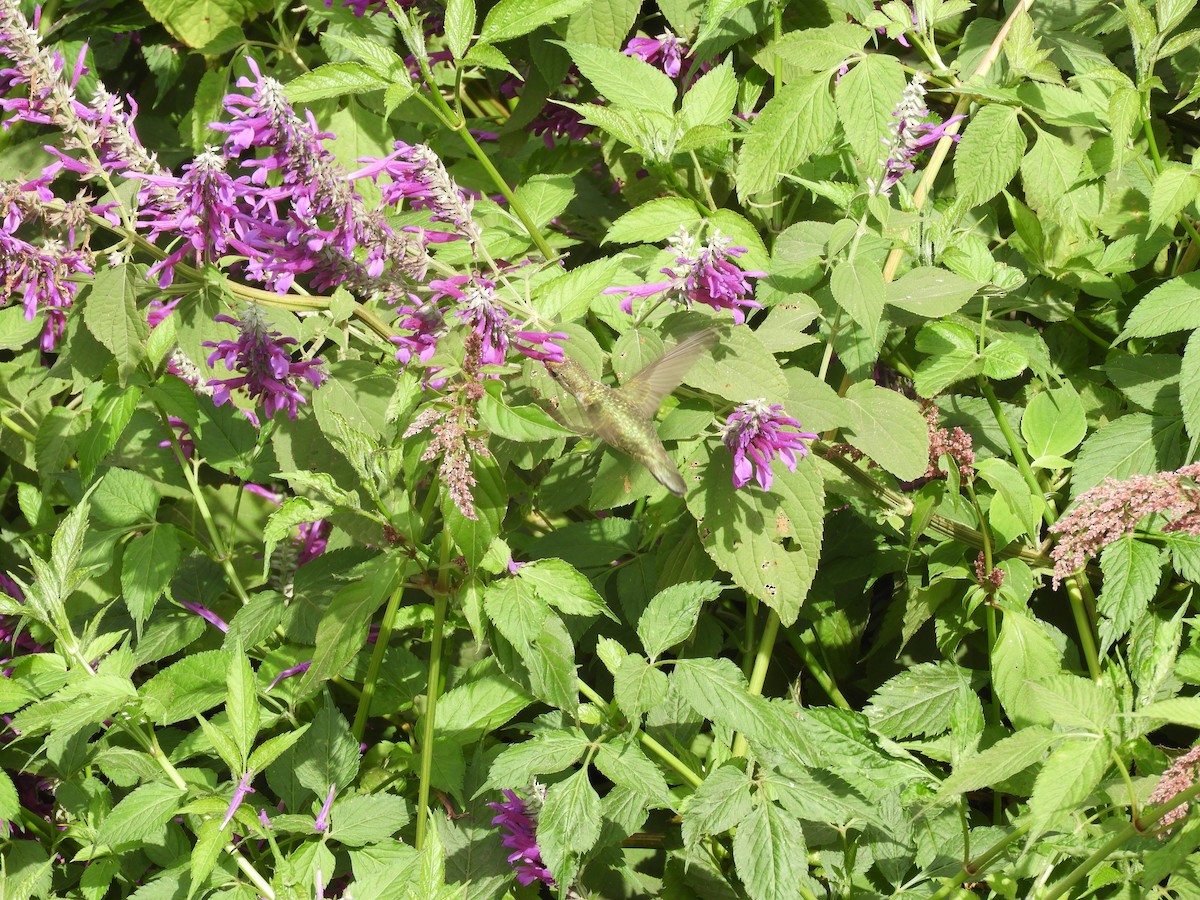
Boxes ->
[616,328,718,418]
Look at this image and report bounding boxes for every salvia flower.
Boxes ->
[604,228,766,324]
[267,660,311,691]
[1148,745,1200,836]
[221,770,256,830]
[870,72,965,196]
[204,306,327,422]
[314,784,336,832]
[488,785,555,888]
[624,31,687,78]
[1050,463,1200,586]
[722,399,818,491]
[180,600,228,633]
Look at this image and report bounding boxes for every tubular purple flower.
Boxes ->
[314,784,336,832]
[267,660,312,691]
[488,787,555,888]
[296,520,330,566]
[722,399,818,491]
[604,228,765,324]
[179,600,228,632]
[222,771,256,830]
[204,306,327,421]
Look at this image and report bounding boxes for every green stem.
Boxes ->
[153,401,251,605]
[731,610,781,758]
[689,150,718,213]
[0,412,36,443]
[782,628,851,710]
[926,823,1030,900]
[1064,575,1102,680]
[1039,780,1200,900]
[415,544,452,850]
[352,580,406,742]
[577,679,703,788]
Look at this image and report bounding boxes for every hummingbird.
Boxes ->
[542,328,718,497]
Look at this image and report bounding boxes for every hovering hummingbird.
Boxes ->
[543,329,718,497]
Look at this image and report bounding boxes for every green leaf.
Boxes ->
[841,382,929,482]
[913,321,983,397]
[604,197,704,244]
[79,387,142,485]
[684,442,823,625]
[330,794,411,847]
[443,0,476,58]
[226,647,259,767]
[1098,538,1163,653]
[682,61,739,130]
[1027,736,1111,839]
[539,767,602,857]
[527,616,579,714]
[1020,129,1083,215]
[733,802,810,900]
[830,259,885,333]
[1122,272,1200,338]
[560,41,677,115]
[594,737,670,804]
[296,555,408,697]
[434,659,532,743]
[1150,162,1200,229]
[478,383,576,441]
[534,256,622,321]
[756,24,871,73]
[637,580,724,659]
[935,726,1058,800]
[992,612,1063,728]
[1183,329,1200,440]
[564,0,639,48]
[294,694,361,796]
[736,75,837,200]
[953,105,1028,208]
[517,558,614,619]
[188,818,226,898]
[141,650,229,725]
[479,0,589,44]
[487,730,589,789]
[121,525,180,628]
[140,0,270,48]
[285,62,390,103]
[262,497,333,580]
[613,653,669,720]
[82,265,148,382]
[975,457,1044,540]
[682,764,754,847]
[1135,696,1200,727]
[1021,385,1087,463]
[247,724,311,772]
[864,661,973,740]
[1071,413,1184,494]
[884,267,981,318]
[673,657,801,751]
[0,769,17,826]
[697,0,756,42]
[673,317,788,403]
[96,782,186,849]
[835,53,905,169]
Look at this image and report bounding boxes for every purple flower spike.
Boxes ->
[314,784,335,832]
[488,787,555,888]
[722,399,818,491]
[221,771,256,830]
[870,73,966,197]
[204,306,327,421]
[604,228,765,324]
[624,31,687,78]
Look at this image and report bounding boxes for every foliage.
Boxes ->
[4,0,1200,897]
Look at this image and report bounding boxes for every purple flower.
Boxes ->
[722,399,818,491]
[871,73,965,197]
[134,149,257,287]
[180,600,228,633]
[488,787,555,888]
[204,306,327,421]
[221,771,256,830]
[624,31,687,78]
[267,660,311,691]
[314,784,336,832]
[604,228,766,324]
[297,520,330,566]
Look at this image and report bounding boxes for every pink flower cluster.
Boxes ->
[1148,745,1200,836]
[488,786,555,888]
[1050,463,1200,585]
[722,399,818,491]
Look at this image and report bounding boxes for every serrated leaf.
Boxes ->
[538,767,602,865]
[682,764,754,847]
[604,197,705,244]
[479,0,588,44]
[560,41,678,115]
[936,727,1057,800]
[517,558,613,619]
[121,525,180,628]
[637,581,724,659]
[953,105,1028,208]
[733,801,810,900]
[884,267,981,318]
[594,737,670,804]
[443,0,476,58]
[1021,385,1087,461]
[96,782,186,849]
[613,653,669,720]
[83,265,148,382]
[285,62,390,103]
[841,382,929,481]
[736,75,837,200]
[836,53,905,168]
[79,387,142,485]
[1027,736,1111,839]
[487,731,589,790]
[864,661,973,739]
[1122,272,1200,338]
[478,384,576,441]
[756,24,871,73]
[992,612,1063,729]
[1183,330,1200,440]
